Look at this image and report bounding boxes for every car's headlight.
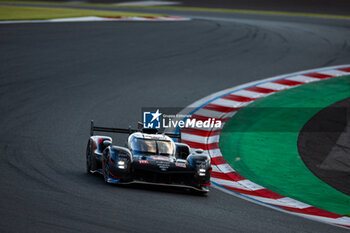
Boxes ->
[118,160,126,169]
[118,161,125,165]
[198,168,206,176]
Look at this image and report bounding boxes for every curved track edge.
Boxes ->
[175,64,350,229]
[0,15,190,24]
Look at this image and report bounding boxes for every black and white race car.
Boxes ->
[86,121,211,193]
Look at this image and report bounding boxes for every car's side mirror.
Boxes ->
[175,143,191,160]
[138,121,143,130]
[194,149,204,154]
[103,140,112,147]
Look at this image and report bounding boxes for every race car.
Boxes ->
[86,121,211,193]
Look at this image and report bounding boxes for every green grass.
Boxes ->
[122,5,350,20]
[220,76,350,215]
[1,0,350,20]
[0,5,161,20]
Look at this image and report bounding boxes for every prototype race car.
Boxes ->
[86,121,211,193]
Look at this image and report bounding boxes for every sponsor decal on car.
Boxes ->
[139,160,149,164]
[152,156,170,161]
[156,161,170,171]
[175,162,186,168]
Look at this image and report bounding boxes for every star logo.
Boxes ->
[143,109,162,129]
[150,109,162,122]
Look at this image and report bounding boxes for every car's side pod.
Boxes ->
[89,136,113,155]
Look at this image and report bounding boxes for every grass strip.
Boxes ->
[0,0,350,20]
[0,4,162,20]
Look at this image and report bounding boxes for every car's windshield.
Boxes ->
[157,140,173,156]
[131,138,174,156]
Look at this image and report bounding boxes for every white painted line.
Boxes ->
[195,148,222,158]
[278,197,312,209]
[319,70,350,76]
[181,133,207,143]
[207,148,223,158]
[181,133,219,144]
[217,163,235,173]
[257,82,291,91]
[286,75,320,83]
[211,165,221,173]
[210,98,250,108]
[212,164,236,173]
[242,195,309,208]
[297,214,350,226]
[237,179,265,191]
[207,135,220,144]
[194,108,235,118]
[211,178,250,190]
[0,16,191,24]
[233,90,268,98]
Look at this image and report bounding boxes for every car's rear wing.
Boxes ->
[90,120,181,141]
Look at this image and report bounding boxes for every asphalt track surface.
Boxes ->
[1,8,350,233]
